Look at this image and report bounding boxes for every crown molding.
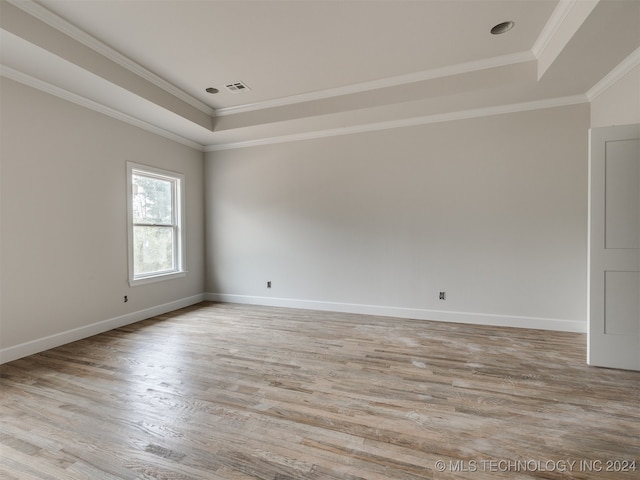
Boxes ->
[532,0,577,58]
[216,51,536,117]
[5,0,215,117]
[1,65,206,151]
[586,46,640,101]
[206,94,588,152]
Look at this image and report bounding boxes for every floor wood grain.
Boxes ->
[1,302,639,479]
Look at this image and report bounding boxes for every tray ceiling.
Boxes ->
[1,0,639,150]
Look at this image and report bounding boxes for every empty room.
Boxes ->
[1,0,639,478]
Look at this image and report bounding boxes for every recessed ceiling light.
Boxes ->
[491,21,514,35]
[205,87,219,94]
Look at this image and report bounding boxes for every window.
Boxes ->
[127,163,185,286]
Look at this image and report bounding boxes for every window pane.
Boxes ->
[132,174,173,224]
[133,226,175,275]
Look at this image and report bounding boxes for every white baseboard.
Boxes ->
[1,292,585,365]
[0,294,205,364]
[205,293,586,333]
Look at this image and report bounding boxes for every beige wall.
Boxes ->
[205,103,590,331]
[0,74,594,361]
[591,65,640,128]
[0,78,205,358]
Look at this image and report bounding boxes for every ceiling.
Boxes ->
[1,0,639,151]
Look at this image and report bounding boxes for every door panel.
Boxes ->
[604,271,640,335]
[605,139,640,249]
[588,124,640,370]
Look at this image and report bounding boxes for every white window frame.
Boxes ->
[127,162,186,286]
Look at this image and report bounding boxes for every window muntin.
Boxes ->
[127,163,185,285]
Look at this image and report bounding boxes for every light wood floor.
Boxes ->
[1,302,639,479]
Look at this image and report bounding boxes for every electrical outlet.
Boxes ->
[439,291,446,300]
[267,281,272,288]
[124,295,128,303]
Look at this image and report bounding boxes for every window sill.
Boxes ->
[129,271,186,287]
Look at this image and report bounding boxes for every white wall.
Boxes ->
[591,65,640,128]
[0,78,205,361]
[205,103,590,332]
[0,76,593,364]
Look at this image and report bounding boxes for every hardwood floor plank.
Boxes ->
[2,302,639,479]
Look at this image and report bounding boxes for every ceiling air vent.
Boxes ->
[225,81,251,93]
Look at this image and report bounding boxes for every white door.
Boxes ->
[588,123,640,370]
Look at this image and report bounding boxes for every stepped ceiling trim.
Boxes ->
[5,0,214,116]
[207,95,588,151]
[3,0,637,151]
[0,65,206,151]
[586,46,640,100]
[6,0,554,119]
